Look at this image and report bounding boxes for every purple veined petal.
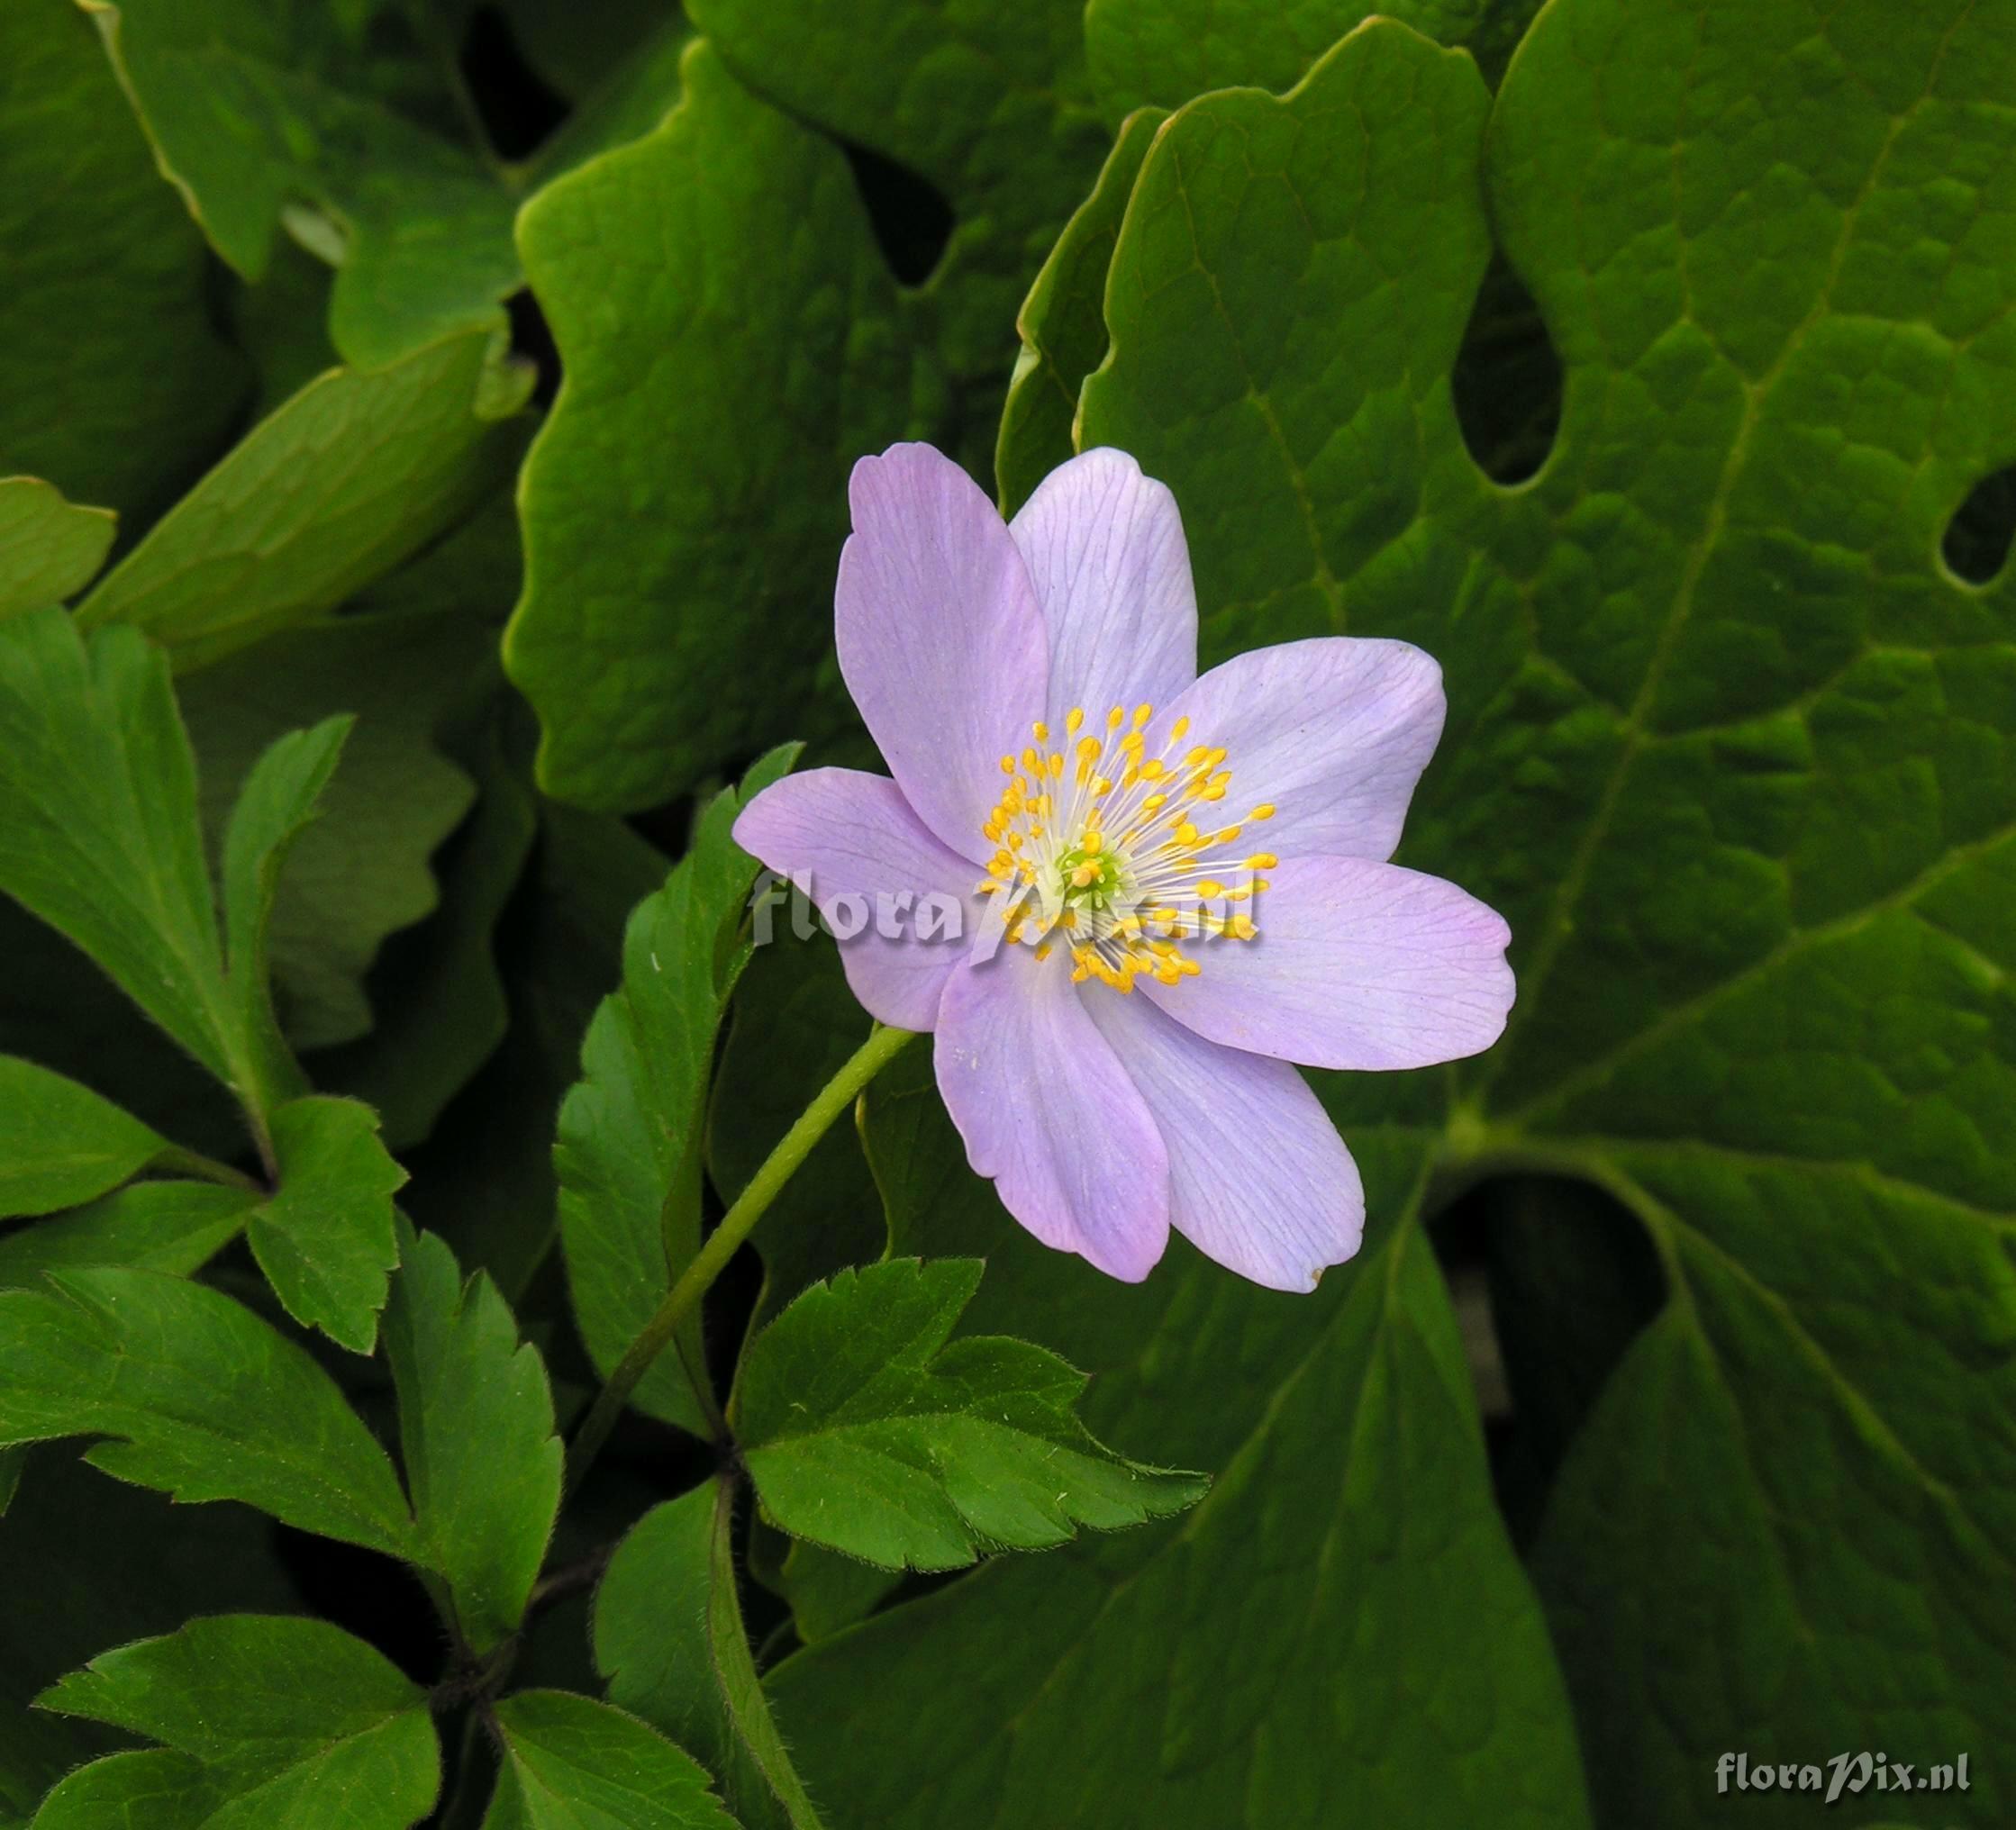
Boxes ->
[835,444,1049,865]
[933,949,1170,1282]
[1008,448,1197,733]
[732,768,987,1032]
[1145,855,1514,1072]
[1085,991,1363,1291]
[1154,637,1446,862]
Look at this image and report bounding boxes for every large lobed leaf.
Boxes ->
[776,5,2016,1825]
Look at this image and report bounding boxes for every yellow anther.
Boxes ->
[1195,879,1225,899]
[1176,822,1201,846]
[1244,853,1277,870]
[1000,754,1014,774]
[1133,702,1153,728]
[1033,720,1049,744]
[1069,861,1101,889]
[1216,825,1243,845]
[1141,793,1167,813]
[1229,913,1257,939]
[1047,754,1064,778]
[1171,716,1190,740]
[1066,707,1085,735]
[1034,942,1054,961]
[1076,736,1100,763]
[1249,803,1276,820]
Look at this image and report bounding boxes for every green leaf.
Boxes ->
[0,1265,419,1557]
[37,1615,438,1827]
[178,595,502,1057]
[0,1450,304,1806]
[0,611,241,1086]
[313,706,539,1147]
[736,1259,1205,1571]
[250,1095,405,1353]
[1063,1,2016,1816]
[27,1750,219,1830]
[76,331,530,669]
[0,480,114,619]
[484,1691,738,1830]
[770,1134,1590,1826]
[505,41,915,810]
[0,1057,167,1219]
[0,0,247,523]
[596,1481,824,1830]
[383,1224,561,1655]
[79,0,519,367]
[1083,0,1510,118]
[994,106,1166,517]
[556,747,797,1437]
[0,1182,257,1288]
[220,718,352,1119]
[400,802,667,1303]
[756,1535,899,1648]
[687,0,1110,394]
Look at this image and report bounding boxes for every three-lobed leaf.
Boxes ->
[735,1258,1206,1572]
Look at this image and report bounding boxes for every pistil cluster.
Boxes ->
[978,702,1276,992]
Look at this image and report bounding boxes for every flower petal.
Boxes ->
[733,768,985,1032]
[1085,991,1363,1291]
[1146,856,1514,1071]
[933,951,1170,1282]
[836,444,1049,864]
[1158,637,1445,861]
[1008,448,1197,731]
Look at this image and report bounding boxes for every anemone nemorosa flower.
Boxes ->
[733,444,1513,1291]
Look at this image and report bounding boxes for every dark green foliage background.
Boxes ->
[1,0,2011,1825]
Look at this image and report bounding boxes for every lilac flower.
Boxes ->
[734,444,1512,1291]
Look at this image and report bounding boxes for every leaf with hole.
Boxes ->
[777,5,2016,1823]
